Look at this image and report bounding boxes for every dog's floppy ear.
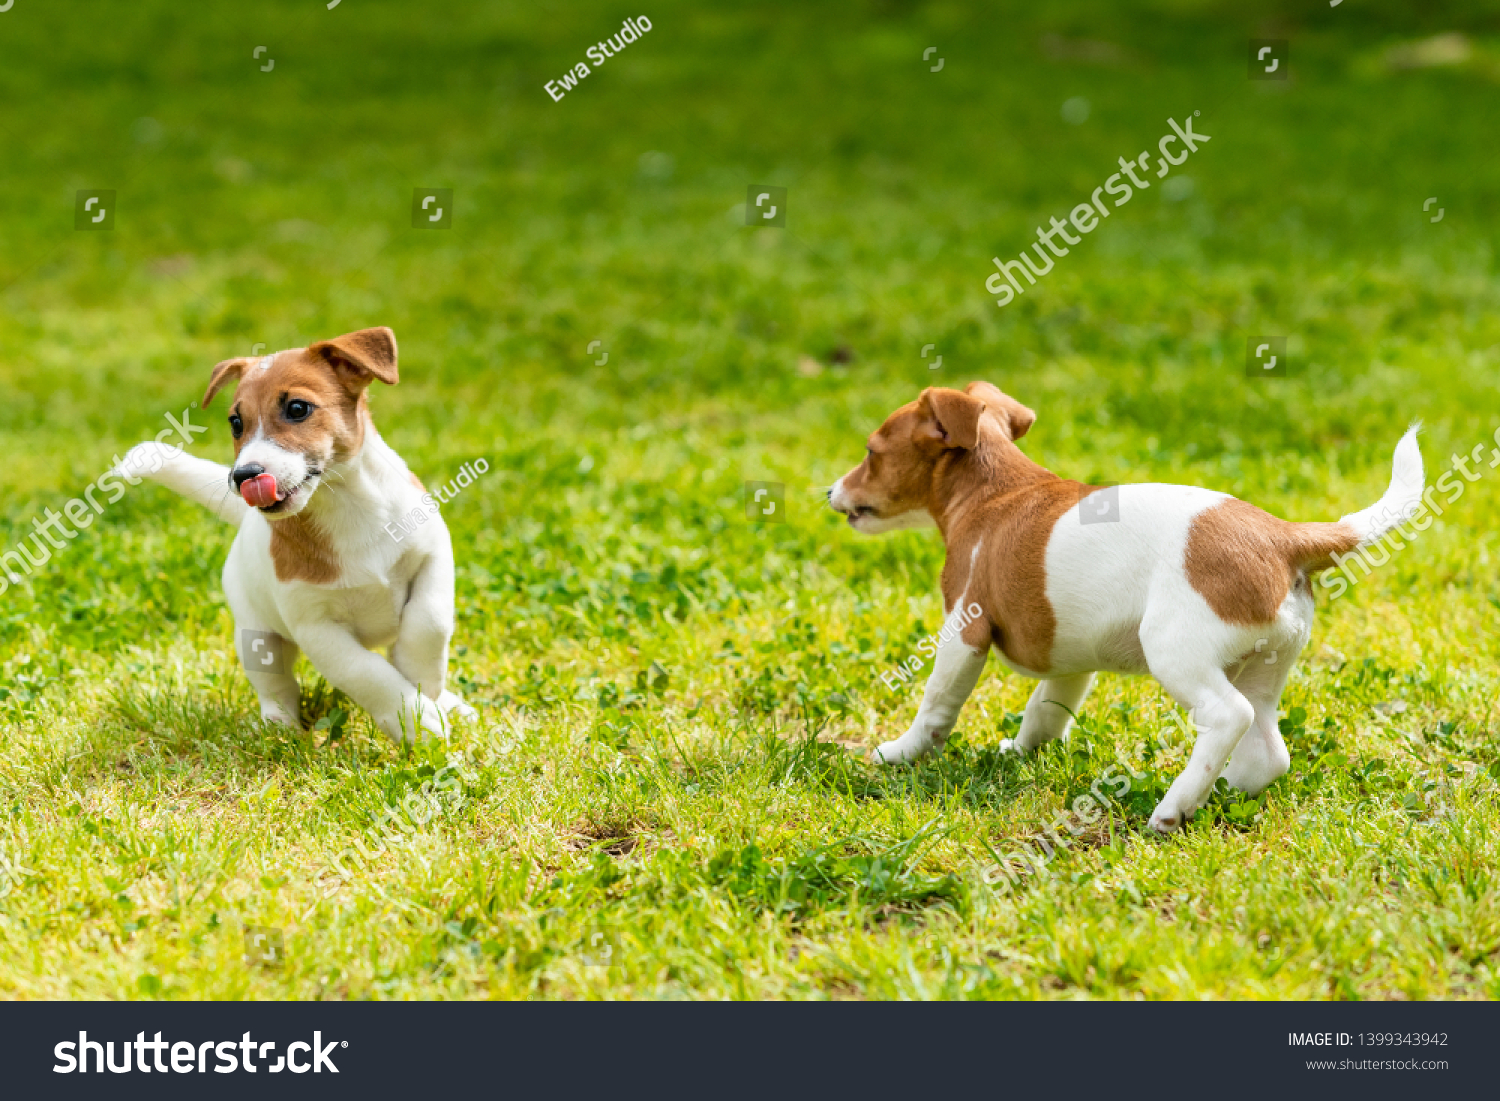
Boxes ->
[965,380,1036,441]
[202,357,252,409]
[309,326,400,391]
[915,387,985,450]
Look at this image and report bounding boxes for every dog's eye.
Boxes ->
[285,400,314,422]
[228,413,243,438]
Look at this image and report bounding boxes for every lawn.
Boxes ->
[1,0,1498,999]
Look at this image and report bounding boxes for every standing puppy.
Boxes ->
[116,327,476,741]
[828,382,1422,832]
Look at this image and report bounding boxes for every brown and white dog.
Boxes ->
[115,327,475,741]
[828,382,1422,832]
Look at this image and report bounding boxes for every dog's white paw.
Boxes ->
[379,693,449,743]
[259,701,300,727]
[872,730,939,765]
[437,689,478,722]
[1148,800,1189,835]
[114,441,174,482]
[997,737,1027,756]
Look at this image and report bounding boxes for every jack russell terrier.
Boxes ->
[116,327,476,742]
[828,382,1422,833]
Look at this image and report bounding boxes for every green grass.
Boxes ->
[1,0,1499,999]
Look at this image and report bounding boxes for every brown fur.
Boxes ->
[955,479,1099,672]
[269,513,341,584]
[1183,499,1360,625]
[201,327,401,586]
[837,382,1079,673]
[836,381,1365,673]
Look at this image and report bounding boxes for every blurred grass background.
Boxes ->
[0,0,1498,999]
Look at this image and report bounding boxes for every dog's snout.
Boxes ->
[231,463,266,490]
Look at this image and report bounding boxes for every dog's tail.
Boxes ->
[1292,425,1424,571]
[114,442,249,525]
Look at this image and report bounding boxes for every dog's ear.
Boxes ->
[309,327,400,391]
[915,387,985,450]
[203,357,252,409]
[965,380,1036,441]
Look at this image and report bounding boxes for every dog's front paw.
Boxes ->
[379,694,449,743]
[114,441,177,482]
[259,702,301,728]
[436,689,478,722]
[872,730,938,765]
[1148,799,1191,835]
[997,737,1028,756]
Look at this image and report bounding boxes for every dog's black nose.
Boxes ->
[231,463,266,490]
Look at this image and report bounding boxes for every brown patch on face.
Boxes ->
[834,383,1038,523]
[214,350,369,469]
[836,382,1071,673]
[269,512,341,584]
[945,480,1097,673]
[202,328,400,497]
[1184,498,1361,625]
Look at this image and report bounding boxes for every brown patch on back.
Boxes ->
[1184,498,1360,625]
[946,479,1097,673]
[409,472,425,491]
[269,512,341,584]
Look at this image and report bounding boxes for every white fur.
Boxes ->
[863,432,1421,835]
[116,428,476,742]
[875,588,987,762]
[827,475,935,533]
[1339,425,1424,543]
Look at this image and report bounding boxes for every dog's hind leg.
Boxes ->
[1001,673,1095,754]
[1221,646,1298,795]
[1144,663,1255,833]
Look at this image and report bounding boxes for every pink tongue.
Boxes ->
[241,473,280,508]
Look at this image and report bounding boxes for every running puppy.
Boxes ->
[116,327,476,741]
[827,382,1422,832]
